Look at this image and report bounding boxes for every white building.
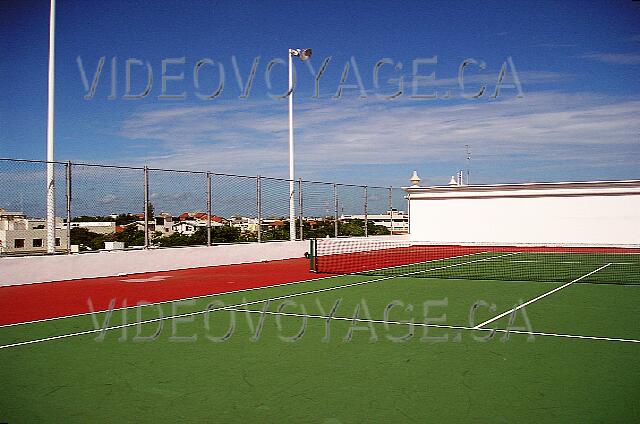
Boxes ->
[404,179,640,245]
[172,221,198,236]
[172,218,224,236]
[0,209,68,254]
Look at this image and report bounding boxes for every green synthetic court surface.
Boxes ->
[1,256,639,423]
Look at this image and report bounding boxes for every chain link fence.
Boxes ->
[0,158,406,255]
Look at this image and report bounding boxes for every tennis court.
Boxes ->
[1,238,638,422]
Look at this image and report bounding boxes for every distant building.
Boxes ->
[172,221,198,236]
[62,221,116,234]
[340,209,409,234]
[0,208,69,254]
[155,213,174,235]
[130,213,174,236]
[172,216,225,235]
[178,212,227,224]
[263,219,286,229]
[229,216,259,233]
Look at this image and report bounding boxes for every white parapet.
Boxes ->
[0,240,310,286]
[404,180,640,246]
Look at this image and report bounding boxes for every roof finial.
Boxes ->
[410,170,421,187]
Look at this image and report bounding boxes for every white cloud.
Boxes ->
[116,91,640,185]
[390,70,568,92]
[579,52,640,65]
[536,43,577,48]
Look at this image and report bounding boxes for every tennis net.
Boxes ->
[310,238,640,285]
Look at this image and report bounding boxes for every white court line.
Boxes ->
[510,260,630,264]
[225,307,640,344]
[0,252,521,350]
[474,263,612,329]
[0,250,507,329]
[0,273,348,329]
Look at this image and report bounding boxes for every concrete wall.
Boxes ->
[0,240,310,287]
[405,180,640,246]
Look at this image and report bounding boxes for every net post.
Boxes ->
[364,185,368,237]
[143,166,149,249]
[65,160,72,254]
[256,175,262,243]
[298,178,303,241]
[309,238,317,272]
[333,183,339,238]
[206,172,212,247]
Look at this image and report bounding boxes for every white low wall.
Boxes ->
[0,240,310,287]
[405,180,640,246]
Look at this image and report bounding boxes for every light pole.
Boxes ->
[46,0,56,253]
[288,48,312,241]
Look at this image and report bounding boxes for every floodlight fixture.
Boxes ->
[292,48,313,61]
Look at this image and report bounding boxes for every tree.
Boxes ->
[114,225,145,247]
[70,227,107,251]
[262,222,290,241]
[300,218,389,239]
[146,202,155,219]
[339,219,366,237]
[156,232,193,247]
[367,222,390,236]
[72,215,115,222]
[155,226,243,248]
[211,225,242,243]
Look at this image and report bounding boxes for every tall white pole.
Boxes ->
[288,50,296,241]
[46,0,56,253]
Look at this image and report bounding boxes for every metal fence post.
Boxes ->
[207,172,212,247]
[334,183,338,238]
[143,166,149,248]
[256,176,262,243]
[364,186,368,237]
[65,161,72,254]
[389,187,394,235]
[298,178,303,241]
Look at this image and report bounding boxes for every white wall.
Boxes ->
[406,181,640,246]
[0,240,310,287]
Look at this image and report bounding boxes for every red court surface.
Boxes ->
[0,258,328,326]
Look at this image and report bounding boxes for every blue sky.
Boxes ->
[1,0,639,187]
